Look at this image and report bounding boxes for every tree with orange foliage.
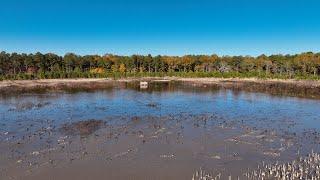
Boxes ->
[119,63,126,74]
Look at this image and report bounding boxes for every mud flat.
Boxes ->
[1,80,320,179]
[171,77,320,87]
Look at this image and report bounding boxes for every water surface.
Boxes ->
[0,81,320,179]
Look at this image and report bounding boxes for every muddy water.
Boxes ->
[0,81,320,180]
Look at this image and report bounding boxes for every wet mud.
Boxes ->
[60,120,105,136]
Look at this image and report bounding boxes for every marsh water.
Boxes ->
[0,81,320,179]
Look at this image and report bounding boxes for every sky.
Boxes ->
[0,0,319,56]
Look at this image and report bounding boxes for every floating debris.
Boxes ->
[57,136,69,144]
[31,151,40,156]
[147,103,158,108]
[9,102,51,111]
[160,154,175,159]
[140,81,148,89]
[114,148,137,158]
[211,155,221,160]
[263,150,281,157]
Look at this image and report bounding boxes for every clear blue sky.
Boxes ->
[0,0,319,56]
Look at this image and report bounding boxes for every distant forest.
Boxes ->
[0,51,320,80]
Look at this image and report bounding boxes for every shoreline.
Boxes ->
[0,77,320,89]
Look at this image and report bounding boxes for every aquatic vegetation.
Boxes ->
[193,152,320,179]
[60,120,105,136]
[245,151,320,179]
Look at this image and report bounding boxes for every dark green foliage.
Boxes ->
[0,51,319,80]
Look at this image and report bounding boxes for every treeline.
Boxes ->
[0,51,320,80]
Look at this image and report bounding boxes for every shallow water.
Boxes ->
[0,81,320,179]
